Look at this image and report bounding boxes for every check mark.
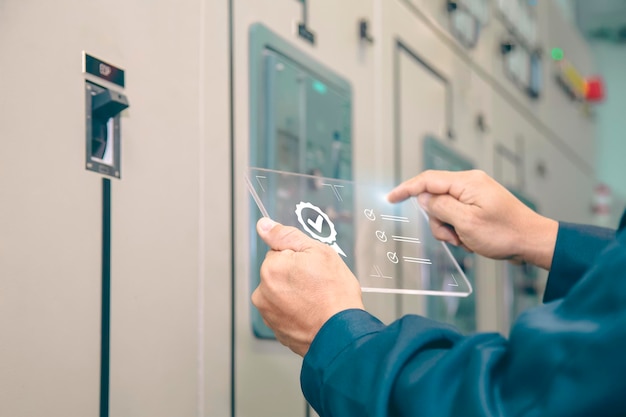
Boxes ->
[387,252,399,264]
[307,215,324,233]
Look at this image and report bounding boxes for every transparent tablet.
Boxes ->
[247,167,472,297]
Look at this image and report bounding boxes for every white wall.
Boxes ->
[0,1,231,416]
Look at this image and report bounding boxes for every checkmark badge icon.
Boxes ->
[295,201,347,258]
[307,215,324,233]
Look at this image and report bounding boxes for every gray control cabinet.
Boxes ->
[248,24,352,338]
[423,136,477,333]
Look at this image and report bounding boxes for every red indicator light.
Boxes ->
[585,76,605,103]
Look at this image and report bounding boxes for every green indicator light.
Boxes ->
[551,47,564,61]
[313,80,327,94]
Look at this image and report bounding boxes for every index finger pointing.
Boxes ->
[387,170,471,203]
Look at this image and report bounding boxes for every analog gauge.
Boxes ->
[504,43,530,87]
[465,0,491,26]
[504,47,518,82]
[502,43,516,82]
[448,1,482,49]
[450,6,481,48]
[499,0,540,98]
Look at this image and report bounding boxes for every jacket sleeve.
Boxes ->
[543,222,614,302]
[301,231,626,417]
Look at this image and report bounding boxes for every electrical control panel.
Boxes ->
[447,0,491,48]
[497,0,543,99]
[423,136,477,333]
[248,24,353,338]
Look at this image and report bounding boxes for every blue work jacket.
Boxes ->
[301,220,624,417]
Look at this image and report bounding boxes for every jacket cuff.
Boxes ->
[544,222,614,302]
[301,309,385,411]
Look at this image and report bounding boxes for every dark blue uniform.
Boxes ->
[301,221,625,416]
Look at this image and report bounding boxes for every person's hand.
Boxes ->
[387,170,558,269]
[252,218,364,357]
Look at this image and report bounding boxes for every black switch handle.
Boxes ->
[359,19,374,44]
[92,90,129,120]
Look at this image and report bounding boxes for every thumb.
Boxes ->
[256,217,315,252]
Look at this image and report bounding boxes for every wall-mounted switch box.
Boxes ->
[85,81,127,178]
[83,53,128,179]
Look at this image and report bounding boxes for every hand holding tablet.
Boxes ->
[247,167,472,297]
